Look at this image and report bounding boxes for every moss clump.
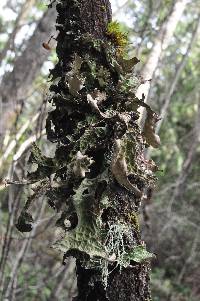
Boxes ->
[106,21,128,52]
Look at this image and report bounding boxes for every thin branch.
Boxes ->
[136,0,189,123]
[167,99,200,214]
[0,112,40,168]
[0,0,37,64]
[156,17,200,133]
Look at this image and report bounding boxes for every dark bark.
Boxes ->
[75,262,151,301]
[16,1,157,300]
[51,1,153,299]
[79,0,112,38]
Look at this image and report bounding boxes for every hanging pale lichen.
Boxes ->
[15,0,160,299]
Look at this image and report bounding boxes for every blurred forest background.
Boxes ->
[0,0,200,300]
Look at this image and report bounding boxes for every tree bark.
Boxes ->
[0,6,56,137]
[52,1,153,300]
[16,1,158,300]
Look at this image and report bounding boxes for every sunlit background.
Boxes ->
[0,0,200,300]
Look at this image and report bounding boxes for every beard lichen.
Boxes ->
[15,0,160,297]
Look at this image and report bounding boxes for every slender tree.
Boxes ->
[0,6,56,138]
[136,0,188,121]
[0,0,37,64]
[16,0,160,300]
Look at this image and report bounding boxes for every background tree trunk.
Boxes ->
[0,6,56,138]
[145,17,200,160]
[0,0,37,64]
[136,0,188,122]
[1,1,200,300]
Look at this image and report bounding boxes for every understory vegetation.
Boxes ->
[0,0,200,300]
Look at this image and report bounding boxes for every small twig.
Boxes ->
[1,179,39,187]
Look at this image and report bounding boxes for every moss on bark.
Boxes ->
[16,1,160,300]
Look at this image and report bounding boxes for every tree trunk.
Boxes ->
[167,101,200,214]
[16,1,158,300]
[136,0,188,122]
[155,17,200,134]
[145,17,200,160]
[52,1,154,300]
[0,6,56,138]
[0,0,37,64]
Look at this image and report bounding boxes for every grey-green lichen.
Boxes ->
[16,0,160,295]
[53,174,110,259]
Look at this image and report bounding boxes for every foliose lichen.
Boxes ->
[16,0,160,295]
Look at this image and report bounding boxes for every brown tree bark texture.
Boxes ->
[49,1,152,300]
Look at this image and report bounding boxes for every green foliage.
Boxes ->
[151,268,199,301]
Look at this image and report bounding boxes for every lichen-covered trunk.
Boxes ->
[17,0,159,300]
[51,1,154,300]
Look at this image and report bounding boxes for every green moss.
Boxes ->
[106,21,128,52]
[118,74,142,93]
